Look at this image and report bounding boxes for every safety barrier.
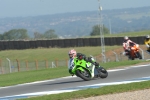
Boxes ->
[0,49,149,74]
[0,36,145,50]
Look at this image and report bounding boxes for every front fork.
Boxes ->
[86,63,95,78]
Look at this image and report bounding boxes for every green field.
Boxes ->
[86,30,150,38]
[0,46,121,62]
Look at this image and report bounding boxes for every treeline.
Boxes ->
[0,29,58,40]
[0,25,110,40]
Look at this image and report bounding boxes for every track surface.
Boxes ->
[0,64,150,98]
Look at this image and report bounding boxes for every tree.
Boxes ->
[90,25,110,36]
[0,34,3,40]
[2,29,29,40]
[34,32,44,39]
[44,29,58,39]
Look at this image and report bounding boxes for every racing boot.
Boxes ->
[94,62,100,68]
[69,69,74,74]
[95,63,106,73]
[98,66,107,73]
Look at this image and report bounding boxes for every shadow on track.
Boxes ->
[41,80,85,86]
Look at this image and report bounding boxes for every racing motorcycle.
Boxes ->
[70,55,108,81]
[147,43,150,54]
[128,43,142,60]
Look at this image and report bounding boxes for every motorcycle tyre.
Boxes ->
[129,54,135,60]
[136,52,142,59]
[131,57,135,60]
[99,67,108,78]
[76,69,91,81]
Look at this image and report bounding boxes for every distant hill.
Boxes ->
[0,6,150,38]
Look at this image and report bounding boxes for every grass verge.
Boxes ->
[0,67,70,87]
[0,46,121,61]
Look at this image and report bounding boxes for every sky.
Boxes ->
[0,0,150,18]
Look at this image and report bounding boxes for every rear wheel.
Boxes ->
[76,69,91,81]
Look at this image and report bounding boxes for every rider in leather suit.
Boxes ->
[144,35,150,53]
[68,49,100,75]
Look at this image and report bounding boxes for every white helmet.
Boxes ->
[68,49,77,58]
[124,36,129,40]
[146,35,150,39]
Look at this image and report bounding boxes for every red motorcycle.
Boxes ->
[129,43,142,60]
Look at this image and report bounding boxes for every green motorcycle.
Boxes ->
[70,56,108,81]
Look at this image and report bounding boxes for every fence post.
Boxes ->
[25,61,29,71]
[52,62,56,68]
[55,59,58,67]
[16,59,20,72]
[35,60,38,70]
[112,51,119,62]
[45,59,48,68]
[101,53,106,63]
[66,59,68,67]
[6,58,12,73]
[139,48,144,59]
[0,59,3,74]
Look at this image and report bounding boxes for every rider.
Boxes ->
[144,35,150,53]
[122,36,136,58]
[68,49,77,74]
[68,49,100,75]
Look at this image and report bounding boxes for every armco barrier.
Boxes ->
[0,36,145,50]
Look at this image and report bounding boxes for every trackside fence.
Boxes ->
[2,50,149,74]
[0,36,145,50]
[0,59,69,74]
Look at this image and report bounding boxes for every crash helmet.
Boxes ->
[68,49,77,58]
[146,35,150,39]
[124,36,129,40]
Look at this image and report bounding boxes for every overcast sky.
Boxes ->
[0,0,150,18]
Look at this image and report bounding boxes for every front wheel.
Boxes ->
[99,67,108,78]
[76,69,91,81]
[136,52,142,59]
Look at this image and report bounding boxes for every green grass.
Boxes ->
[86,30,150,38]
[0,46,120,62]
[0,67,70,87]
[106,30,150,37]
[100,60,144,69]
